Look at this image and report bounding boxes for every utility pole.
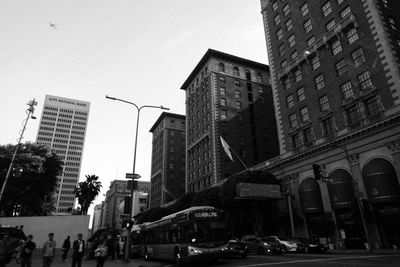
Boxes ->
[0,99,37,207]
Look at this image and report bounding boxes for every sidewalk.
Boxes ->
[326,248,400,255]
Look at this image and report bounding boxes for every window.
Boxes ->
[294,70,302,82]
[281,59,288,70]
[220,98,227,107]
[291,133,301,149]
[272,1,278,11]
[322,2,332,17]
[352,48,366,67]
[219,76,225,82]
[220,87,226,96]
[234,90,241,98]
[319,95,330,111]
[288,34,296,47]
[297,87,306,101]
[382,0,388,8]
[358,71,373,90]
[218,62,225,72]
[283,4,290,16]
[326,19,336,31]
[301,2,309,16]
[322,117,334,136]
[277,28,283,40]
[289,113,298,128]
[311,56,320,70]
[279,44,286,56]
[337,0,344,4]
[300,106,310,122]
[315,74,325,90]
[234,79,240,86]
[286,19,293,31]
[235,101,242,110]
[303,127,313,144]
[335,59,348,76]
[233,66,239,76]
[284,78,291,89]
[341,81,354,99]
[275,14,281,25]
[286,94,295,108]
[290,51,298,61]
[221,110,227,120]
[389,17,397,30]
[259,86,264,94]
[257,73,262,82]
[331,39,342,55]
[304,19,312,33]
[340,6,351,19]
[365,96,381,116]
[346,28,359,44]
[347,105,361,127]
[307,36,316,47]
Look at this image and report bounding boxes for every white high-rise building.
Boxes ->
[36,95,90,215]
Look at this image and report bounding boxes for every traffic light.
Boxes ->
[122,219,134,229]
[313,164,323,180]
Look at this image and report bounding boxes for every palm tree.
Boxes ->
[74,174,102,215]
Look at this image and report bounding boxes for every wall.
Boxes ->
[0,215,89,248]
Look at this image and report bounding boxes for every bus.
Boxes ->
[139,206,230,264]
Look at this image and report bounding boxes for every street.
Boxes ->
[8,253,400,267]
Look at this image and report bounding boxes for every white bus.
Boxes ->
[140,206,230,264]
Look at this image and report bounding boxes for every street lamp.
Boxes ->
[0,99,37,208]
[105,95,169,262]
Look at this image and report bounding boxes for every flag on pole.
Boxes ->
[220,136,233,161]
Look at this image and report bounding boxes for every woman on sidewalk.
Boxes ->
[94,241,108,267]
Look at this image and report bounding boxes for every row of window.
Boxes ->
[218,63,263,83]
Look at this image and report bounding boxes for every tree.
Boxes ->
[74,175,102,215]
[0,142,63,216]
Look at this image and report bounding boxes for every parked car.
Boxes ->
[222,238,248,258]
[266,236,297,253]
[241,235,284,255]
[293,238,329,253]
[0,226,27,258]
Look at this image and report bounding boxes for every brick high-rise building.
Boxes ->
[149,112,186,208]
[259,0,400,248]
[36,95,90,215]
[181,49,279,193]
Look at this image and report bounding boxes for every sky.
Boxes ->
[0,0,269,217]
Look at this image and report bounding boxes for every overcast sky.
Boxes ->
[0,0,269,216]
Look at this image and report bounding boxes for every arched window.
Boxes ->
[299,178,324,214]
[218,62,225,72]
[245,70,251,81]
[233,66,240,76]
[257,72,262,82]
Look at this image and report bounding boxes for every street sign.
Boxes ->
[126,173,141,179]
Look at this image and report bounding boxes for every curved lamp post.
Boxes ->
[105,95,169,261]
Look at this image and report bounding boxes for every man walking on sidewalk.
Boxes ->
[42,233,56,267]
[20,235,36,267]
[62,236,71,262]
[72,233,85,267]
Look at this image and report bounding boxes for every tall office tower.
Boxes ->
[91,204,102,234]
[181,49,279,193]
[36,95,90,215]
[260,0,400,248]
[149,112,186,208]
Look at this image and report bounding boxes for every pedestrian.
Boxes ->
[62,236,71,262]
[72,233,85,267]
[94,241,108,267]
[42,233,56,267]
[105,235,114,260]
[0,234,12,267]
[114,239,119,260]
[20,235,36,267]
[118,238,124,261]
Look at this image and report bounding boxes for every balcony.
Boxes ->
[278,14,357,79]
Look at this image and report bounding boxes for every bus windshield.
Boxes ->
[189,218,229,243]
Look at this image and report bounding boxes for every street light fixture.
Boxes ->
[105,94,169,262]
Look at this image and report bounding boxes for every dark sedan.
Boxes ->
[241,235,285,255]
[293,238,329,253]
[222,238,248,258]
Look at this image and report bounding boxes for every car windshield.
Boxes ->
[189,219,230,243]
[277,236,290,241]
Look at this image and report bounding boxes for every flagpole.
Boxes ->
[220,136,248,170]
[229,146,248,170]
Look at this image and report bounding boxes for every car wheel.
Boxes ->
[257,247,265,255]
